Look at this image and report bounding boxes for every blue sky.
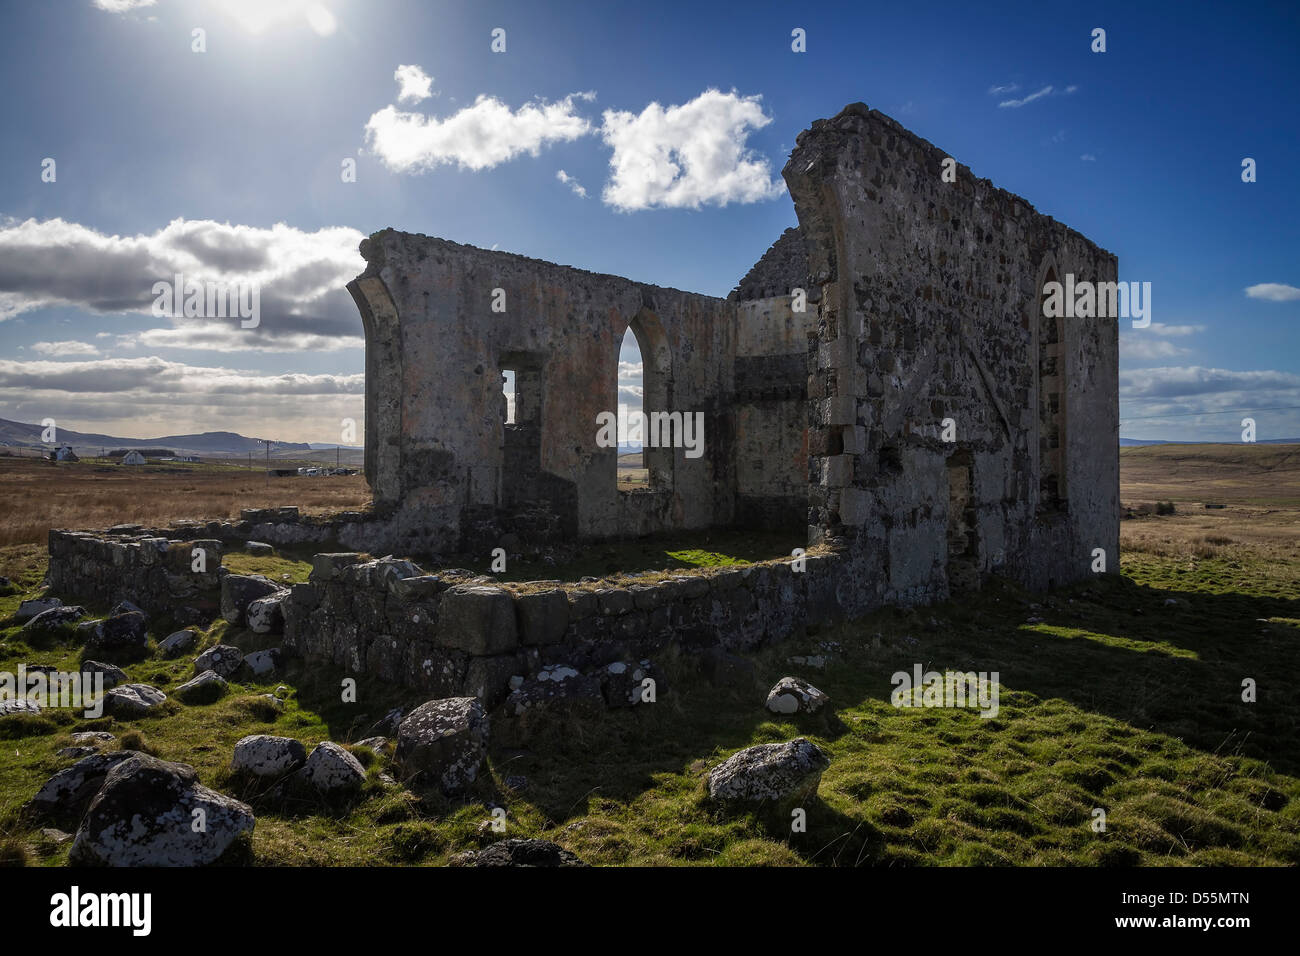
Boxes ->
[0,0,1296,443]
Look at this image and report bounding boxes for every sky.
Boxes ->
[0,0,1296,444]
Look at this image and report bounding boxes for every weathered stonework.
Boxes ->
[45,103,1119,710]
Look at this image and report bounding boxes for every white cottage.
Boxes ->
[122,450,146,465]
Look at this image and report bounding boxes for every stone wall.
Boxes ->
[47,529,224,624]
[784,103,1119,598]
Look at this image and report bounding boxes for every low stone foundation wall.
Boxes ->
[47,529,224,623]
[46,521,951,710]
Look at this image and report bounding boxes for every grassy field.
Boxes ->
[0,455,370,548]
[0,445,1296,866]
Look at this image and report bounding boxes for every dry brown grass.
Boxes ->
[1119,444,1300,566]
[0,456,371,547]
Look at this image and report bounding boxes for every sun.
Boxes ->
[213,0,338,37]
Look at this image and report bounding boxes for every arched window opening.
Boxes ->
[616,327,648,491]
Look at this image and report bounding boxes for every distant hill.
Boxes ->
[0,417,312,457]
[1122,437,1300,446]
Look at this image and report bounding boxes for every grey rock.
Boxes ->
[395,697,490,795]
[707,738,830,806]
[435,586,517,655]
[0,699,41,717]
[245,541,274,556]
[220,574,281,626]
[194,644,243,679]
[231,734,306,778]
[175,670,228,704]
[88,611,148,654]
[247,590,289,635]
[300,741,366,796]
[15,597,61,622]
[765,676,830,715]
[158,629,199,658]
[27,751,136,825]
[243,648,281,677]
[80,660,127,690]
[23,605,87,632]
[452,838,586,867]
[102,683,167,717]
[69,754,254,866]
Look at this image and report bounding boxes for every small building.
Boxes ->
[54,445,79,462]
[122,450,146,466]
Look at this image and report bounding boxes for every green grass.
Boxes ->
[0,541,1296,867]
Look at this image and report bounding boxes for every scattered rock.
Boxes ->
[110,600,145,619]
[57,746,98,760]
[79,660,127,690]
[765,676,830,715]
[365,707,404,737]
[40,828,72,844]
[299,741,366,797]
[194,644,243,679]
[247,590,289,635]
[69,754,254,866]
[220,574,281,626]
[395,697,490,795]
[23,605,87,633]
[175,670,228,704]
[231,734,307,778]
[353,736,388,753]
[71,731,115,744]
[158,629,199,658]
[451,838,586,867]
[26,751,136,825]
[15,597,61,622]
[502,666,603,730]
[102,683,167,717]
[708,738,830,807]
[0,699,42,717]
[87,612,148,655]
[243,648,281,677]
[245,541,274,556]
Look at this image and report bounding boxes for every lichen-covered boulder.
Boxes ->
[395,697,490,795]
[16,597,61,622]
[26,751,136,826]
[68,754,254,866]
[231,734,306,778]
[158,629,199,658]
[23,605,86,633]
[80,661,127,690]
[87,612,148,655]
[102,683,167,717]
[707,738,830,807]
[299,741,366,797]
[220,574,281,626]
[175,670,228,704]
[243,648,281,677]
[194,644,243,679]
[765,676,830,715]
[247,590,289,635]
[451,838,586,867]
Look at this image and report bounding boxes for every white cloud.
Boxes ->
[0,217,366,351]
[599,89,786,211]
[0,356,364,442]
[365,93,594,172]
[1121,365,1300,399]
[1119,365,1300,437]
[1080,153,1097,162]
[1120,337,1189,361]
[618,360,642,380]
[556,169,587,198]
[92,0,156,12]
[394,64,433,103]
[1147,323,1205,337]
[988,83,1019,95]
[32,340,100,357]
[1246,282,1300,302]
[618,384,644,403]
[999,86,1053,108]
[218,0,337,37]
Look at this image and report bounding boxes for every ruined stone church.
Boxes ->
[345,102,1119,605]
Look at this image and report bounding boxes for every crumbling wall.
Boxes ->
[347,233,739,552]
[784,103,1119,598]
